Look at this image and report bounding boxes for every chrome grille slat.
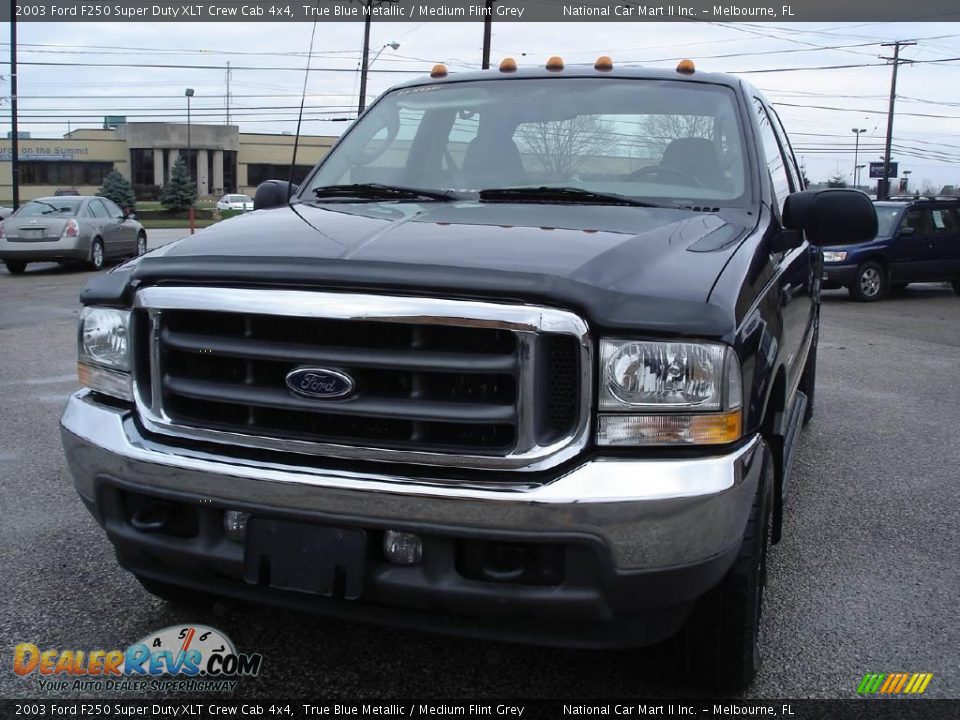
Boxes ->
[161,327,518,374]
[132,287,591,472]
[163,375,518,424]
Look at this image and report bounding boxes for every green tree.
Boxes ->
[160,156,197,212]
[97,170,137,212]
[826,174,848,188]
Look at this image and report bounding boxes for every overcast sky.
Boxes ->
[2,19,959,189]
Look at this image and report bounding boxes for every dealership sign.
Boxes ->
[0,145,90,161]
[869,162,899,179]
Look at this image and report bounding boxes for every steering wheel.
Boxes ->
[628,165,703,187]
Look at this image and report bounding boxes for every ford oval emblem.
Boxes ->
[285,367,355,400]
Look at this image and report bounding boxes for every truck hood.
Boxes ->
[91,200,753,336]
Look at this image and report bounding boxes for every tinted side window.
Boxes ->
[89,200,109,219]
[753,98,792,211]
[901,209,932,235]
[929,207,958,235]
[102,199,123,217]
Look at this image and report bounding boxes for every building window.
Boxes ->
[19,161,114,186]
[247,163,313,187]
[223,151,237,193]
[130,149,155,186]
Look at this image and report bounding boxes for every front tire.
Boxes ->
[135,232,147,257]
[952,279,960,295]
[4,260,27,275]
[683,447,774,692]
[87,238,104,271]
[848,261,885,302]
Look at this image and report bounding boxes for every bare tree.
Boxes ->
[515,116,611,181]
[640,114,714,157]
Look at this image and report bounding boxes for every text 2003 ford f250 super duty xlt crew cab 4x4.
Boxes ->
[61,58,876,690]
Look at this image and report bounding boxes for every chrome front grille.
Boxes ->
[132,287,591,471]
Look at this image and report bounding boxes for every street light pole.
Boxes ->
[851,128,866,187]
[10,2,20,210]
[185,88,195,235]
[370,41,400,68]
[359,39,399,115]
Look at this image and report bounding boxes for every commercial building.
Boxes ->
[0,122,337,202]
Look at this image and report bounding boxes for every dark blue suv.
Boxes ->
[822,197,960,301]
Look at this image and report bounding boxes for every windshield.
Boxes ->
[305,78,748,205]
[228,195,252,202]
[15,199,83,217]
[874,205,903,237]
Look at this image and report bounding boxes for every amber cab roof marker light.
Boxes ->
[594,56,614,71]
[676,59,696,75]
[546,56,564,71]
[499,57,518,73]
[430,64,448,78]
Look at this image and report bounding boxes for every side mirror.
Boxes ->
[782,189,877,246]
[254,180,298,210]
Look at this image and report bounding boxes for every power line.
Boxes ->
[7,60,428,73]
[772,101,960,120]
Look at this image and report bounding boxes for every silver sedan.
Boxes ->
[0,196,147,275]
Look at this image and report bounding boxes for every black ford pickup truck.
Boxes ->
[61,59,875,690]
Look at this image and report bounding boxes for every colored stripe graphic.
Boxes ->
[857,673,886,694]
[857,672,932,694]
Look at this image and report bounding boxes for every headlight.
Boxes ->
[822,251,847,263]
[78,307,132,401]
[598,339,742,446]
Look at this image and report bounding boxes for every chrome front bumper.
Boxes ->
[61,390,764,571]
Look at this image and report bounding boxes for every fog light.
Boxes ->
[383,530,422,566]
[223,510,250,542]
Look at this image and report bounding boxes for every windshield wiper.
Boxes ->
[479,186,675,208]
[30,200,62,214]
[311,183,458,202]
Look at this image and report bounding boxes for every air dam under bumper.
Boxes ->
[61,390,764,648]
[822,263,858,287]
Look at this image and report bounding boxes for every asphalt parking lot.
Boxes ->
[0,240,957,700]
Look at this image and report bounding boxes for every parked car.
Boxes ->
[216,193,254,212]
[62,60,876,690]
[54,188,80,196]
[0,196,147,275]
[822,196,960,301]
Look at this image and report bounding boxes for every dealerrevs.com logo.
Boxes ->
[13,625,262,692]
[857,672,934,695]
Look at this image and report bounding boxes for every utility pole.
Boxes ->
[10,0,20,210]
[481,0,494,69]
[358,5,372,115]
[356,0,398,114]
[879,41,915,200]
[225,61,231,125]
